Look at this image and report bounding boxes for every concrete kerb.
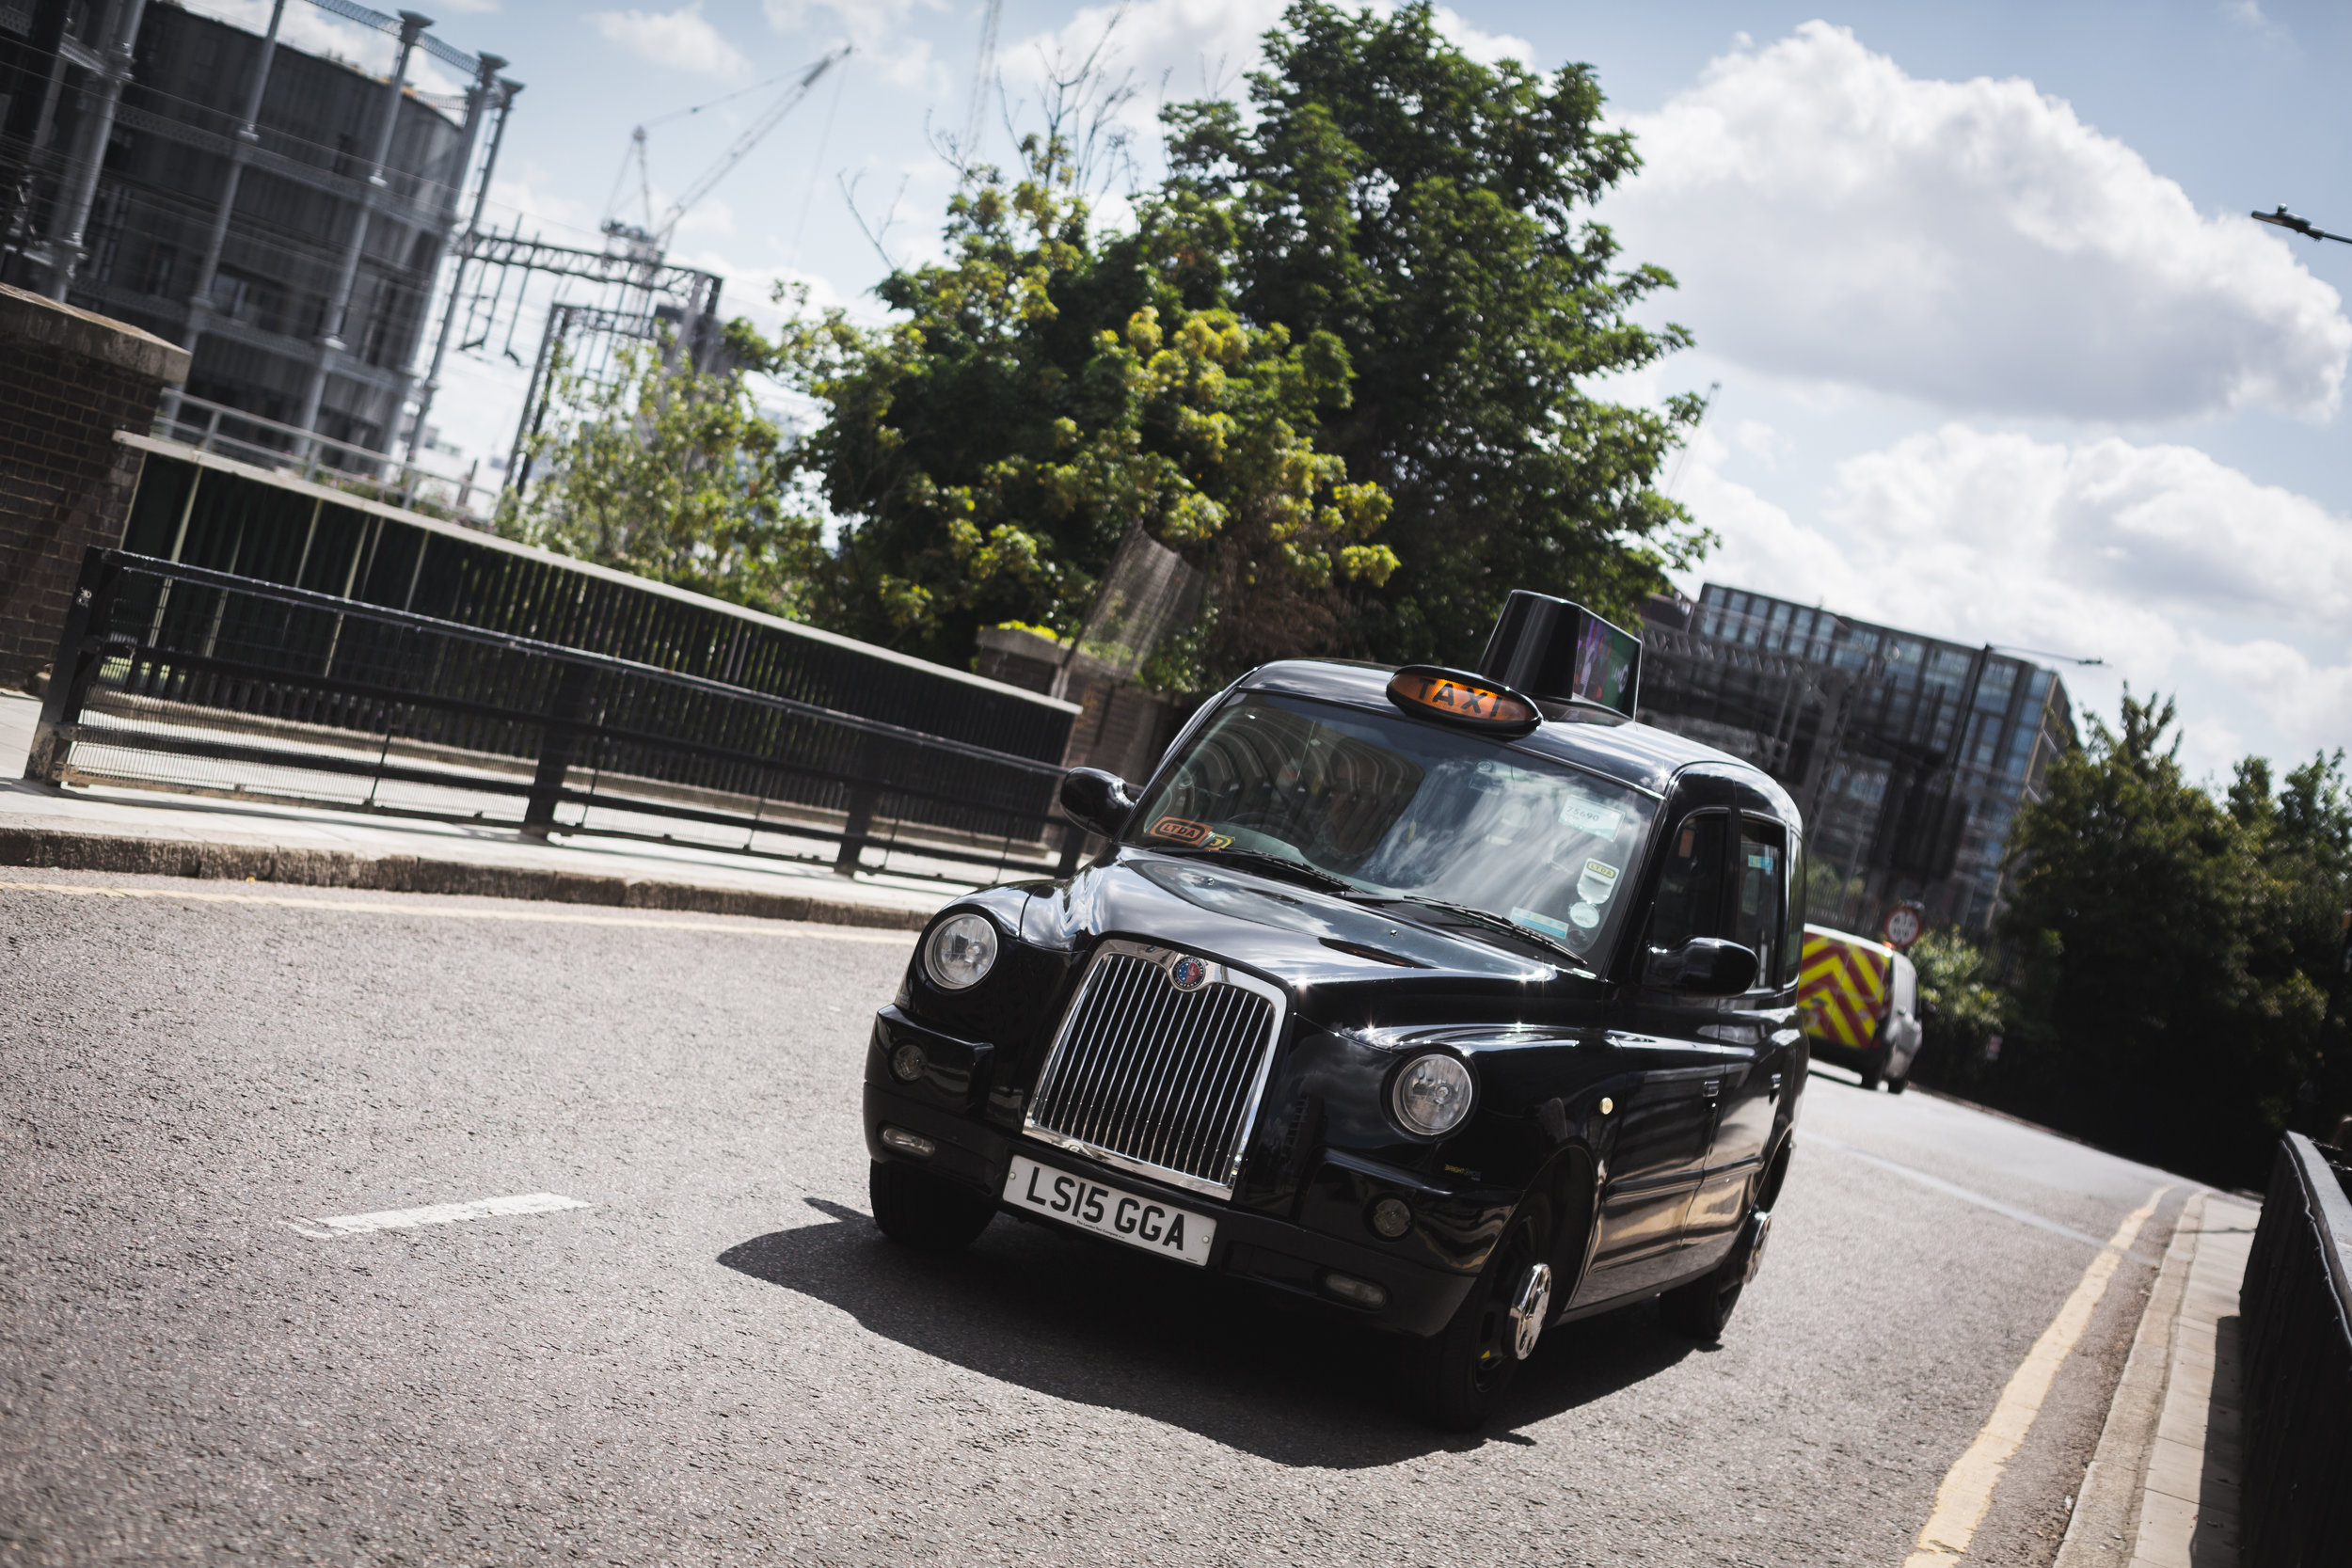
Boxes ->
[0,825,936,931]
[2058,1192,2204,1566]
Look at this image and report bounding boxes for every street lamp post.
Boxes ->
[2252,206,2352,245]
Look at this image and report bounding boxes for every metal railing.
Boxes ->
[117,441,1078,765]
[152,391,496,523]
[27,549,1085,885]
[2240,1131,2352,1566]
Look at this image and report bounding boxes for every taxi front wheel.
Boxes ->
[870,1160,997,1252]
[1399,1200,1551,1431]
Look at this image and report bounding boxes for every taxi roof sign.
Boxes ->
[1477,591,1643,719]
[1385,666,1542,734]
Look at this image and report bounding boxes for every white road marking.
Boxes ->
[1810,1132,2159,1260]
[284,1192,590,1239]
[0,880,916,942]
[1901,1184,2170,1565]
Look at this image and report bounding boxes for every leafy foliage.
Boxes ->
[771,135,1397,686]
[1990,693,2348,1184]
[510,5,1706,687]
[1163,0,1708,661]
[1907,928,2004,1082]
[495,329,824,620]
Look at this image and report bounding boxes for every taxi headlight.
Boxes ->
[923,911,999,990]
[1391,1053,1475,1138]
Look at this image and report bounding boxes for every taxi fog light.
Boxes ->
[1391,1053,1475,1138]
[1369,1196,1413,1239]
[924,911,1000,990]
[1323,1271,1390,1310]
[890,1041,928,1082]
[880,1126,936,1159]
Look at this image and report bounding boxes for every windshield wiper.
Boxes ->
[1143,844,1362,895]
[1362,894,1593,973]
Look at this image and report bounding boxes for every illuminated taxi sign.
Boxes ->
[1385,666,1542,734]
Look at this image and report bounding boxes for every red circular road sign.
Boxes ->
[1882,905,1924,950]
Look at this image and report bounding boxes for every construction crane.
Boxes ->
[603,45,850,259]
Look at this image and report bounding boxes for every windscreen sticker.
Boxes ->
[1568,903,1601,929]
[1577,859,1620,905]
[1512,907,1572,941]
[1146,816,1215,846]
[1557,795,1622,837]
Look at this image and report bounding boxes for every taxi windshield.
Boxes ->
[1123,691,1657,968]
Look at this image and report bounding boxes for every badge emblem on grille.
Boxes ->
[1168,956,1209,990]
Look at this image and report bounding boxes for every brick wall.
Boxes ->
[0,284,190,690]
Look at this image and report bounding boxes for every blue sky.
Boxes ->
[209,0,2352,780]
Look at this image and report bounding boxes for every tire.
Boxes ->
[1886,1074,1909,1096]
[1400,1200,1552,1431]
[1856,1045,1886,1092]
[1661,1207,1770,1343]
[869,1159,997,1252]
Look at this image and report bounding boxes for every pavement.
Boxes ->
[0,691,973,930]
[0,869,2251,1566]
[2055,1190,2259,1568]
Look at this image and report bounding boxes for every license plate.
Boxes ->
[1003,1153,1216,1267]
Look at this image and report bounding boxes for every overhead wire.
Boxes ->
[789,48,850,262]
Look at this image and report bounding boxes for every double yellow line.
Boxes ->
[1902,1185,2171,1564]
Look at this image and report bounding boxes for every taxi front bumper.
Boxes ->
[862,1080,1481,1338]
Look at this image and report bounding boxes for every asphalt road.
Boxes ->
[0,873,2197,1566]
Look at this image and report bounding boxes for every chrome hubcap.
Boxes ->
[1742,1210,1773,1285]
[1507,1261,1553,1360]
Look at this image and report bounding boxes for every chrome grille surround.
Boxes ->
[1022,940,1288,1201]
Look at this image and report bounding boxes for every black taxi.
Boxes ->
[861,592,1808,1428]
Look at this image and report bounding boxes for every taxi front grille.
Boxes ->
[1024,948,1283,1199]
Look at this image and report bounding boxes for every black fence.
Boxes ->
[117,438,1077,765]
[2241,1131,2352,1566]
[27,549,1081,884]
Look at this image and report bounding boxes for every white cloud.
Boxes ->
[764,0,942,90]
[673,196,737,239]
[484,163,600,239]
[1677,422,2352,774]
[2224,1,2288,41]
[1612,23,2351,420]
[993,0,1534,166]
[590,3,747,79]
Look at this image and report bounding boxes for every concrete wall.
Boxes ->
[0,282,188,689]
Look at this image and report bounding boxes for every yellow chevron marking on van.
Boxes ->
[1798,933,1886,1049]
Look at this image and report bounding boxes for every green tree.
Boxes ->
[1997,693,2330,1184]
[1163,0,1708,661]
[2228,750,2352,1136]
[1905,928,2003,1090]
[771,135,1395,683]
[496,328,825,620]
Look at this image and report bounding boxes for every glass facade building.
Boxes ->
[1636,584,2075,937]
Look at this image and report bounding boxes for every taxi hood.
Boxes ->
[1015,851,1592,1022]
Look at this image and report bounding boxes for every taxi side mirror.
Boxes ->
[1059,768,1136,840]
[1643,938,1760,996]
